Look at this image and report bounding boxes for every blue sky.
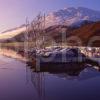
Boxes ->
[0,0,100,32]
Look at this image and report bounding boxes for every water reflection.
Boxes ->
[0,48,100,100]
[0,48,27,62]
[29,62,100,100]
[29,67,100,100]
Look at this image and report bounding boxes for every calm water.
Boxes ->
[0,50,100,100]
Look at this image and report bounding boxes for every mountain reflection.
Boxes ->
[0,48,100,100]
[29,63,100,100]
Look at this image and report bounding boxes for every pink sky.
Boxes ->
[0,0,99,33]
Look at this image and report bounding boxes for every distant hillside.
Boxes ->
[2,21,99,47]
[0,26,26,41]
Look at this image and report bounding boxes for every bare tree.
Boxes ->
[30,13,46,49]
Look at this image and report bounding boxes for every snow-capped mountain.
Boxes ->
[45,7,100,27]
[1,7,100,41]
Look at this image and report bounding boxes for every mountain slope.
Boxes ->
[0,26,26,40]
[68,21,100,46]
[6,21,100,47]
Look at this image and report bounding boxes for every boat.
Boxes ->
[38,48,89,63]
[26,48,99,69]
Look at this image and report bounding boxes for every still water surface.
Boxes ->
[0,51,100,100]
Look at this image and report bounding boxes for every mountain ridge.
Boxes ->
[45,7,100,27]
